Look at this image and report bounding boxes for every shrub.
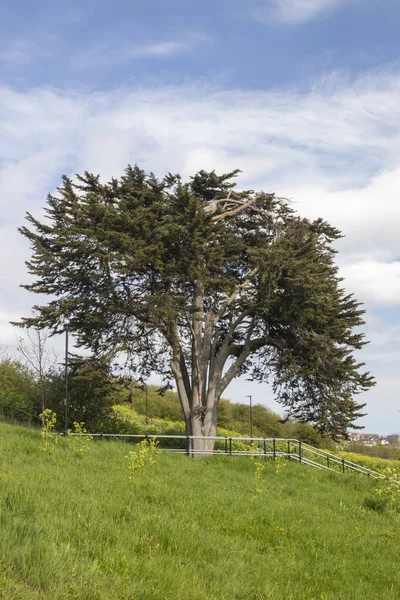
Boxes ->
[44,356,115,432]
[110,405,251,451]
[374,468,400,512]
[0,359,37,422]
[125,438,160,479]
[39,409,58,453]
[66,422,93,458]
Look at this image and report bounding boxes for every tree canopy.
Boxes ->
[17,167,374,444]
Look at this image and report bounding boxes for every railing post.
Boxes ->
[186,436,190,457]
[273,438,276,460]
[287,440,291,461]
[225,437,228,454]
[299,441,302,464]
[342,458,345,473]
[229,437,232,456]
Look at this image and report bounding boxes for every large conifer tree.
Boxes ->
[18,167,374,447]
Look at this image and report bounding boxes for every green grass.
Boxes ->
[1,422,400,600]
[337,450,400,474]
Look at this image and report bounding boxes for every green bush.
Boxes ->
[0,359,37,422]
[337,451,400,475]
[217,399,285,439]
[110,405,250,450]
[44,356,115,432]
[111,383,184,422]
[109,405,186,447]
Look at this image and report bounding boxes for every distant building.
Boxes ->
[347,433,391,446]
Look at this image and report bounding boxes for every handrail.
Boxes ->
[296,442,385,479]
[57,432,388,479]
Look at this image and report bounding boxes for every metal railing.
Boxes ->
[64,432,386,479]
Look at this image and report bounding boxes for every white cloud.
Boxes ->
[74,33,210,69]
[0,41,48,66]
[1,68,400,430]
[0,33,195,70]
[129,41,188,58]
[2,71,400,306]
[340,261,400,307]
[77,40,188,67]
[251,0,350,24]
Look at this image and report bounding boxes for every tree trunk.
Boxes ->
[169,278,252,456]
[186,409,217,455]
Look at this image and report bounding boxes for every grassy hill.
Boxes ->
[1,421,400,600]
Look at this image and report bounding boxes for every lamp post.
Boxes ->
[246,395,253,438]
[145,383,148,425]
[139,377,149,424]
[64,319,69,435]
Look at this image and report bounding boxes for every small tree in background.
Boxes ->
[17,167,374,449]
[16,324,57,416]
[44,355,116,431]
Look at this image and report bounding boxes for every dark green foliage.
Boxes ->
[17,167,374,438]
[44,356,116,431]
[0,359,37,422]
[0,354,116,431]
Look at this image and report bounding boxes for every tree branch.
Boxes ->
[212,196,260,222]
[191,281,205,408]
[166,321,192,414]
[215,268,258,322]
[216,334,279,397]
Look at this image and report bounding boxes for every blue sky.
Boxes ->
[1,0,400,433]
[2,0,400,90]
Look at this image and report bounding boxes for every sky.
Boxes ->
[1,0,400,433]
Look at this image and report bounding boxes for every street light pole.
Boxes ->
[138,376,149,425]
[145,382,148,425]
[64,321,69,435]
[246,395,253,438]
